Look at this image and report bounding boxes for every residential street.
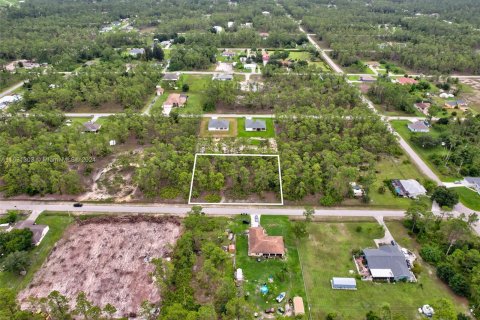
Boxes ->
[0,200,404,217]
[0,81,24,98]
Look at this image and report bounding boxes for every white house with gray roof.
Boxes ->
[245,118,266,131]
[407,120,429,133]
[208,118,230,131]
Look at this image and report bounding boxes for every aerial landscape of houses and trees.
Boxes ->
[0,0,479,319]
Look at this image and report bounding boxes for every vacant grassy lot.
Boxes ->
[390,120,458,181]
[288,51,310,60]
[298,221,467,319]
[452,187,480,211]
[237,118,275,138]
[0,212,74,293]
[369,155,428,209]
[234,216,307,311]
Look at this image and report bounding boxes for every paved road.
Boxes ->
[0,81,24,98]
[299,26,343,74]
[0,200,404,217]
[396,135,442,184]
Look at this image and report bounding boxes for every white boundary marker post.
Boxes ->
[188,153,283,206]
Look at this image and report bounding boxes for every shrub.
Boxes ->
[420,244,443,264]
[2,251,31,273]
[204,194,221,203]
[377,186,386,194]
[182,83,189,92]
[159,187,180,199]
[411,262,423,276]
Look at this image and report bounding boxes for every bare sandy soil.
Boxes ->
[18,215,182,318]
[460,79,480,113]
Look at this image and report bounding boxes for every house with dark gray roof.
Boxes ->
[407,120,429,133]
[83,121,101,133]
[208,118,230,131]
[363,245,414,282]
[212,73,234,81]
[129,48,145,56]
[245,118,266,131]
[162,72,180,81]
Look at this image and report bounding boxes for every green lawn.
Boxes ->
[452,187,480,211]
[288,51,310,61]
[298,221,468,319]
[234,216,307,312]
[67,116,93,126]
[237,118,275,138]
[0,212,74,293]
[390,120,459,181]
[368,155,428,209]
[157,74,210,115]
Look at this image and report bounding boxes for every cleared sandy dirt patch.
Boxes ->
[18,215,182,318]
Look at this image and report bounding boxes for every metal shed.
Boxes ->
[331,277,357,290]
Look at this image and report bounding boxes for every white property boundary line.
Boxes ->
[188,153,284,206]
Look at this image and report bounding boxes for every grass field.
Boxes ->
[288,51,311,60]
[390,120,458,181]
[237,118,275,138]
[155,74,209,114]
[369,155,428,209]
[0,212,74,293]
[298,221,468,319]
[451,187,480,211]
[234,216,307,311]
[67,116,93,126]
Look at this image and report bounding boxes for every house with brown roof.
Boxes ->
[162,93,188,109]
[248,227,285,258]
[414,102,431,115]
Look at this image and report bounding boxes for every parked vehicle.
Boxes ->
[276,292,286,303]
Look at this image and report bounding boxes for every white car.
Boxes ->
[275,292,286,303]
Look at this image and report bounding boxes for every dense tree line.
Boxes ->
[404,200,480,318]
[169,45,217,71]
[191,156,281,201]
[21,62,161,111]
[281,0,480,74]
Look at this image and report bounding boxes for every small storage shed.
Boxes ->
[235,268,244,281]
[293,297,305,316]
[331,277,357,290]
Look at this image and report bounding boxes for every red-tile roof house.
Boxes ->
[397,77,418,85]
[248,227,285,258]
[162,93,187,108]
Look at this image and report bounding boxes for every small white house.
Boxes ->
[227,21,235,28]
[350,182,364,197]
[243,63,257,72]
